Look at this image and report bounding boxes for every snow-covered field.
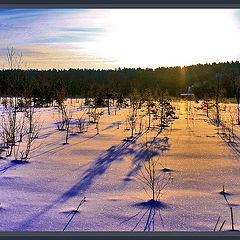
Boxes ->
[0,99,240,231]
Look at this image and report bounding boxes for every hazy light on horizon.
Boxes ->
[0,9,240,70]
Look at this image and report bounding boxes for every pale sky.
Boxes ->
[0,9,240,70]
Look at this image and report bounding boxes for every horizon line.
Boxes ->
[1,59,240,71]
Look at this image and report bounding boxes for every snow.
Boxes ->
[0,99,239,231]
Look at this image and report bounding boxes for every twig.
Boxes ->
[213,215,220,231]
[218,220,226,232]
[62,196,86,231]
[230,207,235,231]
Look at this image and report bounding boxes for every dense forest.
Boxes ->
[0,60,240,105]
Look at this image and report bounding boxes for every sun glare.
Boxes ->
[85,9,240,69]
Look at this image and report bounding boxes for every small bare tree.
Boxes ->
[231,73,240,125]
[137,116,144,135]
[65,116,71,144]
[153,98,177,131]
[1,47,25,156]
[200,99,214,118]
[136,137,172,202]
[76,111,87,133]
[61,105,72,144]
[1,98,18,156]
[56,104,67,130]
[89,109,104,135]
[20,119,40,161]
[24,97,36,134]
[215,72,222,128]
[127,109,138,138]
[13,116,26,161]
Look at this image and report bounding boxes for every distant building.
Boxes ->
[180,93,194,97]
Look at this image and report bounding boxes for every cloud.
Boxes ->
[0,9,98,46]
[61,27,105,33]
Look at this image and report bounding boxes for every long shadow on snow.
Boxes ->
[0,160,30,176]
[31,134,97,158]
[59,129,152,198]
[102,121,123,132]
[32,122,98,158]
[124,134,171,181]
[225,140,240,157]
[14,131,146,231]
[200,118,240,158]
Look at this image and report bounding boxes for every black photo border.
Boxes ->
[0,1,240,240]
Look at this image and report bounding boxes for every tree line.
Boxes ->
[0,60,240,105]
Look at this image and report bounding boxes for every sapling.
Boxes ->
[154,98,176,131]
[0,112,10,150]
[127,109,138,138]
[138,117,144,134]
[200,99,214,118]
[24,97,35,134]
[26,120,40,160]
[1,99,18,156]
[17,115,41,161]
[56,105,67,130]
[145,100,155,129]
[2,48,24,156]
[18,115,26,142]
[136,137,172,202]
[65,115,71,144]
[76,113,86,133]
[232,74,240,125]
[89,109,104,134]
[61,106,72,144]
[215,73,222,129]
[143,89,155,129]
[13,116,26,161]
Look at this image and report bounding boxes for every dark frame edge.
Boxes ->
[0,4,240,8]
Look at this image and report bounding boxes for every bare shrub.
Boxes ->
[20,121,40,161]
[14,114,41,161]
[89,108,104,134]
[76,111,87,133]
[1,98,18,156]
